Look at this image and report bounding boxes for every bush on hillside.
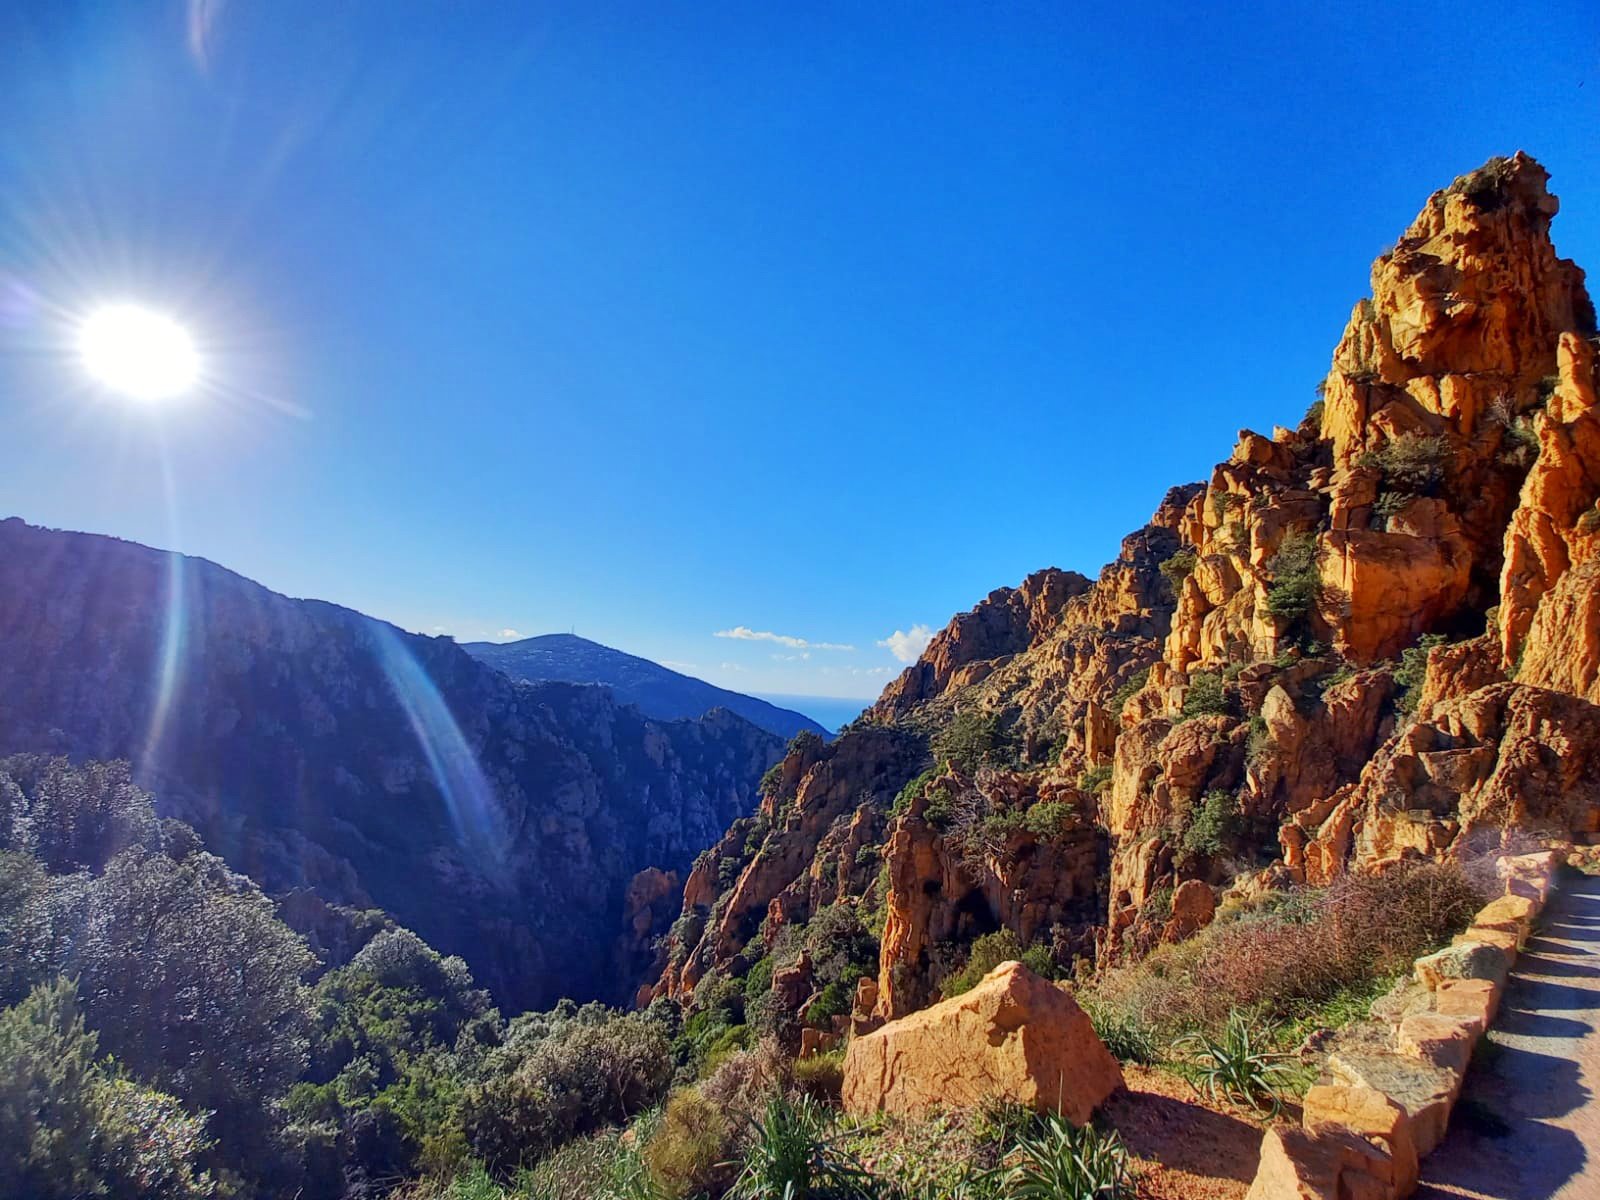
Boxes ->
[1179,672,1228,720]
[941,929,1055,999]
[0,979,215,1200]
[461,1010,672,1174]
[1085,861,1483,1041]
[1264,532,1321,622]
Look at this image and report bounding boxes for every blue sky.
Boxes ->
[1,1,1597,702]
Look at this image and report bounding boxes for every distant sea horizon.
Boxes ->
[756,693,869,734]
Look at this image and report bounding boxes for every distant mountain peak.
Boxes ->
[463,634,830,740]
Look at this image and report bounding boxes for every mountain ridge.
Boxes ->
[0,516,783,1010]
[464,632,829,740]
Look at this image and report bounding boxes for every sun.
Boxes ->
[78,304,201,402]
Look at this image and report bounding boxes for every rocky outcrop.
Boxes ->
[1499,331,1600,694]
[649,725,928,1001]
[841,962,1122,1121]
[1287,684,1600,883]
[0,519,783,1010]
[874,770,1106,1018]
[871,569,1093,718]
[647,155,1600,1067]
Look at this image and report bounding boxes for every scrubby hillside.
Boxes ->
[0,519,783,1010]
[646,152,1600,1032]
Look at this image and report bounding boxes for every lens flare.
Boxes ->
[78,304,201,401]
[368,622,508,873]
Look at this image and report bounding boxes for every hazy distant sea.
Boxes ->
[757,693,868,734]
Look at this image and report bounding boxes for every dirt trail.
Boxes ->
[1416,872,1600,1200]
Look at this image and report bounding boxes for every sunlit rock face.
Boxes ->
[0,517,782,1010]
[647,154,1600,1016]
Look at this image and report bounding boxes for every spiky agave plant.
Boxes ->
[1175,1008,1293,1116]
[990,1115,1132,1200]
[725,1093,873,1200]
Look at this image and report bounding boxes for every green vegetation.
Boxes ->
[1082,1000,1160,1066]
[1263,531,1321,622]
[1157,548,1198,597]
[941,930,1056,999]
[1577,504,1600,536]
[1171,789,1240,863]
[991,1116,1133,1200]
[727,1093,869,1200]
[1083,861,1483,1047]
[934,708,1018,774]
[1178,671,1228,721]
[1109,668,1150,718]
[891,766,939,816]
[1078,764,1113,795]
[1175,1010,1291,1116]
[1210,489,1239,523]
[1395,633,1448,715]
[0,978,215,1199]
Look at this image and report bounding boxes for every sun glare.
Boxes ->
[78,304,201,401]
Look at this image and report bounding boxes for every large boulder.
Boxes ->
[841,962,1122,1122]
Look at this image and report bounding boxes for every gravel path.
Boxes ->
[1416,871,1600,1200]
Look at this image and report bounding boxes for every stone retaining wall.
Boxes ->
[1244,849,1563,1200]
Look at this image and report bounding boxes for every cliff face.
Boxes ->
[650,153,1600,1023]
[0,519,783,1010]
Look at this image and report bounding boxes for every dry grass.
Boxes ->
[1086,862,1484,1043]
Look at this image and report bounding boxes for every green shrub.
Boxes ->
[1109,668,1150,718]
[644,1087,732,1198]
[1176,790,1240,860]
[941,930,1054,998]
[1022,800,1073,839]
[991,1114,1133,1199]
[1395,633,1448,715]
[726,1094,869,1200]
[891,767,939,817]
[0,978,215,1200]
[923,786,956,831]
[1302,395,1325,433]
[1244,714,1271,765]
[1077,765,1113,795]
[793,1049,845,1105]
[1370,489,1411,527]
[1264,532,1321,622]
[759,761,786,799]
[934,709,1012,773]
[462,1011,673,1173]
[1359,432,1451,495]
[1158,549,1198,597]
[743,956,774,1003]
[1082,861,1483,1042]
[1175,1009,1292,1116]
[1179,672,1228,721]
[1082,1000,1160,1066]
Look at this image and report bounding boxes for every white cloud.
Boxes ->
[497,628,522,640]
[719,661,747,672]
[877,624,935,663]
[714,626,854,652]
[770,651,812,662]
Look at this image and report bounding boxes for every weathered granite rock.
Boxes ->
[841,962,1122,1121]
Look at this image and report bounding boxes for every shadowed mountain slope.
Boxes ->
[465,633,828,740]
[0,517,782,1010]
